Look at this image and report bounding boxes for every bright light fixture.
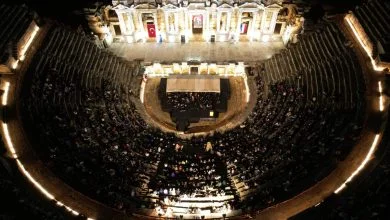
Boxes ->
[334,134,381,194]
[345,15,384,71]
[1,81,93,219]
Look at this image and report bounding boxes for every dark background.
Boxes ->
[1,0,386,220]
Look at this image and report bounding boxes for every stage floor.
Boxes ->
[109,41,284,62]
[143,76,251,134]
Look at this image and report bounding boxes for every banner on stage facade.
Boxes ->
[147,23,156,38]
[193,15,203,29]
[240,22,248,34]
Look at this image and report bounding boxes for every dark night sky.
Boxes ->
[1,0,367,28]
[5,0,364,13]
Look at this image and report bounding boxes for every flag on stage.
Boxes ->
[240,22,248,34]
[147,23,156,38]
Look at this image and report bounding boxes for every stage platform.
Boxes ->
[159,77,230,131]
[166,75,221,93]
[109,40,284,62]
[142,76,250,134]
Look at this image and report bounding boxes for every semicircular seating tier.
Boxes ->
[352,0,390,58]
[20,20,366,216]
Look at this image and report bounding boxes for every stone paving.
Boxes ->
[109,41,285,62]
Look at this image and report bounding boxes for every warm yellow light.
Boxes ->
[19,26,39,61]
[243,75,250,103]
[1,81,91,218]
[2,82,10,105]
[378,81,384,112]
[140,79,146,103]
[2,124,17,158]
[379,95,384,112]
[71,209,79,215]
[334,134,381,194]
[12,60,19,69]
[16,159,55,200]
[1,83,16,158]
[345,16,384,72]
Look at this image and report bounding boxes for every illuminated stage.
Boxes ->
[2,0,390,219]
[141,62,252,134]
[158,76,230,131]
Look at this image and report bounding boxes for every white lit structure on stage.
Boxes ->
[144,62,247,76]
[84,0,304,44]
[142,62,251,103]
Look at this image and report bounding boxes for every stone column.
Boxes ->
[269,11,278,34]
[260,9,267,33]
[164,12,169,32]
[204,11,209,35]
[251,12,258,39]
[137,12,147,41]
[211,10,217,33]
[185,10,189,35]
[236,11,242,38]
[116,11,127,35]
[175,12,179,32]
[130,11,135,32]
[217,11,221,32]
[154,12,158,33]
[126,11,135,33]
[222,13,226,32]
[138,12,145,33]
[189,13,193,35]
[227,11,231,32]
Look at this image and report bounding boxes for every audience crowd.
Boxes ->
[16,21,366,217]
[166,92,220,112]
[0,140,73,220]
[292,122,390,220]
[1,0,389,219]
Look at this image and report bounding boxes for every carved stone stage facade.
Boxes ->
[86,0,304,45]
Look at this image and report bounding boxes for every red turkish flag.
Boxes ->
[147,24,156,38]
